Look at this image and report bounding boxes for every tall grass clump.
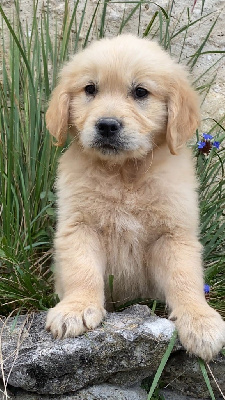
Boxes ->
[0,4,58,314]
[0,0,224,320]
[196,127,225,317]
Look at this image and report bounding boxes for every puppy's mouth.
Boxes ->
[92,138,124,155]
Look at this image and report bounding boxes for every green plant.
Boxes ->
[195,128,225,317]
[0,1,62,313]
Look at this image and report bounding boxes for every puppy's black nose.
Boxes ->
[96,118,122,137]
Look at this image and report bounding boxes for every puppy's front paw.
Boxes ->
[170,304,225,361]
[46,301,106,339]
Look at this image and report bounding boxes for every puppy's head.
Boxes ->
[46,35,200,160]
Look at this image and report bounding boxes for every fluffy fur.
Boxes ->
[45,34,225,361]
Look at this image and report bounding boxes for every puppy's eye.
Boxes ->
[85,84,97,95]
[134,87,149,99]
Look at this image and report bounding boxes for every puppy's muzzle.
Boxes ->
[96,118,122,138]
[94,118,123,154]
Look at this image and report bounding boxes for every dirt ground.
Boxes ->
[1,0,225,132]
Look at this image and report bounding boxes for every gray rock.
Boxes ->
[1,305,224,399]
[1,382,224,400]
[161,351,225,399]
[0,382,147,400]
[160,389,205,400]
[0,305,177,395]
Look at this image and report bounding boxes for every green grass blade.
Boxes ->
[143,11,159,37]
[198,359,216,400]
[171,12,214,40]
[74,0,88,52]
[0,4,36,97]
[119,1,141,34]
[147,330,177,399]
[99,0,108,38]
[188,17,218,69]
[83,1,100,48]
[60,0,80,61]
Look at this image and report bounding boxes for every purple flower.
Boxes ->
[213,141,220,149]
[203,133,213,140]
[198,141,206,149]
[204,284,210,294]
[197,133,221,155]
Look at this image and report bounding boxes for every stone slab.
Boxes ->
[0,305,177,395]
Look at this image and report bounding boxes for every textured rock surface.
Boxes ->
[0,382,148,400]
[160,390,210,400]
[1,384,216,400]
[0,305,177,395]
[162,350,225,398]
[0,305,224,399]
[1,383,211,400]
[2,382,223,400]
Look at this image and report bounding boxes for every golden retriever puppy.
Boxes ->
[45,34,225,361]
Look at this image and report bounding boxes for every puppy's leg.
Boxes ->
[46,224,106,338]
[149,234,225,361]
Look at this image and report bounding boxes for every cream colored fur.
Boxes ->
[45,34,225,361]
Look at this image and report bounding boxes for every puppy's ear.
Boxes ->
[166,74,200,155]
[46,83,70,146]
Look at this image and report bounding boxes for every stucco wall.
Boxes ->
[1,0,225,131]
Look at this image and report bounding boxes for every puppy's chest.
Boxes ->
[81,178,157,240]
